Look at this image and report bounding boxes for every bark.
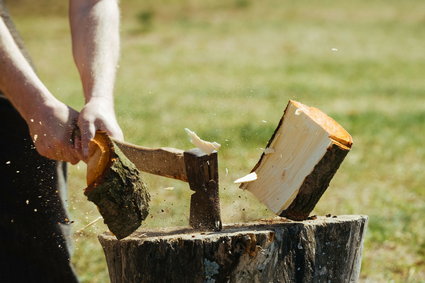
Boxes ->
[99,215,367,283]
[280,142,349,220]
[85,133,150,240]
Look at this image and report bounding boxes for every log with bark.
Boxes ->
[85,132,150,240]
[99,215,368,283]
[239,100,353,220]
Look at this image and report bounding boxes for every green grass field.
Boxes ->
[7,0,425,281]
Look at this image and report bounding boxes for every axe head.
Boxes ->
[184,149,222,231]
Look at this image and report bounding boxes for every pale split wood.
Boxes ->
[241,100,352,219]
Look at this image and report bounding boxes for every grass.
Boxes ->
[6,0,425,281]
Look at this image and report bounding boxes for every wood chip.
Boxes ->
[184,128,221,155]
[234,172,258,184]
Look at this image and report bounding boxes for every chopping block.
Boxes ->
[85,132,222,239]
[99,215,368,283]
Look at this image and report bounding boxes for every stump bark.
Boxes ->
[99,215,367,283]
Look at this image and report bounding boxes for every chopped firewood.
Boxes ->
[85,132,150,239]
[240,100,352,220]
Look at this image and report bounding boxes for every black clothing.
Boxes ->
[0,1,79,282]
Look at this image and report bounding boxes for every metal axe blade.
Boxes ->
[184,148,222,231]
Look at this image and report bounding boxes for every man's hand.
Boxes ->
[1,16,82,164]
[76,96,123,162]
[27,99,81,164]
[70,0,122,162]
[1,1,123,165]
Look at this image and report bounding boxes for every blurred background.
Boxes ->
[5,0,425,281]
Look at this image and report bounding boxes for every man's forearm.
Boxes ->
[0,17,81,163]
[69,0,120,103]
[69,0,123,157]
[0,17,55,122]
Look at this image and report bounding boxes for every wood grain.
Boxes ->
[113,139,187,182]
[241,100,352,219]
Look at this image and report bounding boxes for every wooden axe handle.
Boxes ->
[112,138,188,182]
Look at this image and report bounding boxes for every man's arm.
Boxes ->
[69,0,123,160]
[0,17,80,164]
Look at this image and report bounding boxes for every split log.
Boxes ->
[99,215,367,283]
[85,132,150,239]
[240,100,353,220]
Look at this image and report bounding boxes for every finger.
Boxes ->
[61,152,80,164]
[33,135,80,164]
[112,127,124,141]
[80,122,96,161]
[62,144,82,164]
[36,144,67,163]
[52,143,78,164]
[68,154,80,165]
[107,123,124,141]
[70,120,85,161]
[96,120,124,141]
[73,135,85,161]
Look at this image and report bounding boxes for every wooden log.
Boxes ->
[85,132,150,240]
[98,215,367,283]
[240,100,353,220]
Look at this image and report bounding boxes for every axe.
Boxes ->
[85,131,222,239]
[114,139,222,231]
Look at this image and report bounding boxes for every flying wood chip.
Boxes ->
[184,128,221,155]
[85,132,150,239]
[240,100,353,220]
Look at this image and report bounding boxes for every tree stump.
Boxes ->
[98,215,367,283]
